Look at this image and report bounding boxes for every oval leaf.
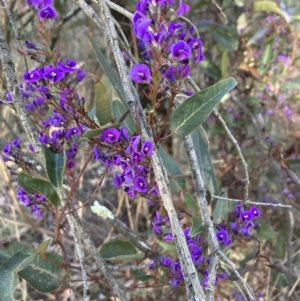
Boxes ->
[131,270,152,282]
[191,127,219,196]
[0,252,34,301]
[112,99,136,134]
[158,144,185,192]
[189,216,205,237]
[44,146,65,188]
[254,1,290,23]
[88,36,126,104]
[0,241,65,293]
[171,78,237,136]
[100,240,137,259]
[18,172,60,206]
[18,253,65,293]
[210,29,239,51]
[95,76,112,126]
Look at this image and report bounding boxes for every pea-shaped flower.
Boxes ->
[129,64,151,84]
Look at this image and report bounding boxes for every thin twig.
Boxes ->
[211,194,292,209]
[2,0,28,71]
[73,227,88,301]
[106,262,149,271]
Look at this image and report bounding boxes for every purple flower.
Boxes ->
[28,0,52,9]
[25,40,36,49]
[239,210,253,221]
[67,160,75,169]
[160,256,174,267]
[134,175,148,193]
[129,64,151,84]
[12,138,22,148]
[100,128,120,144]
[141,141,153,156]
[148,259,156,270]
[23,68,40,83]
[29,144,35,153]
[216,229,231,246]
[163,66,176,83]
[152,221,161,234]
[75,69,86,82]
[284,106,292,119]
[131,151,143,164]
[38,5,57,20]
[123,167,135,184]
[43,66,65,83]
[176,0,190,16]
[5,92,12,103]
[171,41,191,61]
[125,136,141,154]
[164,232,174,242]
[57,58,77,73]
[113,174,124,188]
[249,206,261,219]
[31,204,43,218]
[134,19,152,42]
[2,143,11,155]
[120,127,130,140]
[92,147,101,160]
[124,186,136,198]
[153,211,162,224]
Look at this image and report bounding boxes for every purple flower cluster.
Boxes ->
[152,211,226,287]
[214,204,262,246]
[93,127,157,198]
[27,0,57,20]
[2,138,22,162]
[130,0,205,85]
[18,58,86,169]
[17,187,45,218]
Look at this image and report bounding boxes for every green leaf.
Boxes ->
[0,241,65,293]
[210,29,239,51]
[184,194,199,211]
[283,81,300,90]
[246,97,260,106]
[199,60,221,79]
[18,253,65,293]
[83,123,121,139]
[0,252,34,301]
[189,216,205,237]
[221,51,228,79]
[43,146,65,188]
[261,42,273,66]
[131,270,152,282]
[171,78,237,136]
[213,199,229,223]
[158,144,185,192]
[35,239,51,255]
[112,99,136,134]
[100,240,137,259]
[247,28,270,46]
[158,241,177,254]
[18,173,60,206]
[88,36,126,104]
[254,1,290,23]
[212,193,236,223]
[257,220,277,240]
[191,127,219,196]
[286,159,300,170]
[94,76,112,126]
